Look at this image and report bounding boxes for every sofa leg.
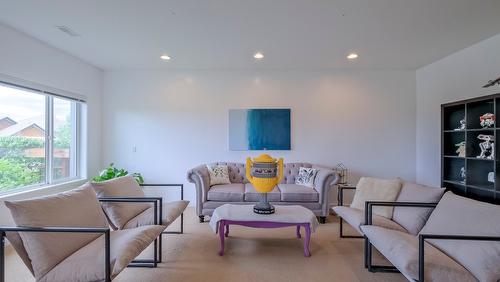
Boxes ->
[199,215,205,223]
[319,216,326,224]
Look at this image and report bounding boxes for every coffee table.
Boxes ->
[209,204,319,257]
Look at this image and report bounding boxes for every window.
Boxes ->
[0,82,84,194]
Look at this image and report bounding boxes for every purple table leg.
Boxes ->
[215,220,312,257]
[218,220,225,256]
[304,224,311,257]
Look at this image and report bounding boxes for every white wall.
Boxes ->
[0,24,103,224]
[416,33,500,186]
[102,69,416,203]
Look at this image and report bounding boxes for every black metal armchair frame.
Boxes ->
[98,183,185,265]
[418,234,500,282]
[139,183,185,234]
[337,185,362,238]
[363,201,438,273]
[98,197,160,267]
[0,226,111,282]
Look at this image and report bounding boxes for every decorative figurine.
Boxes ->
[477,134,494,159]
[335,163,348,184]
[455,141,466,157]
[480,113,495,128]
[460,167,466,184]
[454,118,466,131]
[246,154,284,214]
[488,172,495,183]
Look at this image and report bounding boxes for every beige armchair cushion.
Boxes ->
[4,185,109,280]
[332,206,407,234]
[40,225,165,282]
[361,225,476,282]
[123,200,189,229]
[350,177,402,218]
[90,175,150,229]
[419,191,500,282]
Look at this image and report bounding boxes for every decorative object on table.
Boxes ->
[92,163,144,184]
[482,76,500,88]
[460,167,466,184]
[295,167,319,188]
[455,141,466,157]
[477,134,495,159]
[488,172,495,183]
[246,154,284,214]
[206,164,231,185]
[228,109,291,150]
[479,113,495,128]
[335,163,348,184]
[454,118,466,131]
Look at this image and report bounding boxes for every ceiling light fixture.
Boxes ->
[160,54,171,60]
[254,52,264,60]
[347,53,359,60]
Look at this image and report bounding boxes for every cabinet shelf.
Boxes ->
[442,93,499,204]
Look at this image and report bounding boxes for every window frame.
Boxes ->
[0,75,86,196]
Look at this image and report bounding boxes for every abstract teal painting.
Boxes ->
[229,109,291,150]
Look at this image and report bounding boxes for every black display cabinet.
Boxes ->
[442,94,499,204]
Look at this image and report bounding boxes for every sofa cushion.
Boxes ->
[280,163,312,184]
[207,184,245,201]
[206,164,231,186]
[419,191,500,282]
[90,175,150,229]
[295,167,319,188]
[350,177,402,218]
[4,185,110,280]
[244,183,281,202]
[123,200,189,229]
[361,225,476,282]
[333,206,407,234]
[278,184,319,202]
[40,225,165,282]
[392,182,445,235]
[210,162,247,183]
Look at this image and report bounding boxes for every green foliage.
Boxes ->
[92,163,144,184]
[0,117,72,191]
[0,159,42,190]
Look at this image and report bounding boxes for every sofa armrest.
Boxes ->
[313,169,339,202]
[418,234,500,282]
[187,165,211,216]
[365,201,438,226]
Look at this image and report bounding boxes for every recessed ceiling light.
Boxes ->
[160,54,171,60]
[347,53,359,60]
[254,52,264,60]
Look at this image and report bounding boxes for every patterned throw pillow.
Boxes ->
[295,167,319,187]
[206,164,231,186]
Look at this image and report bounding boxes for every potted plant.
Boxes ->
[92,163,144,184]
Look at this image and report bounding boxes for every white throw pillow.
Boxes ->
[295,167,319,187]
[207,164,231,186]
[350,177,402,218]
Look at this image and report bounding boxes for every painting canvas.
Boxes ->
[229,109,291,150]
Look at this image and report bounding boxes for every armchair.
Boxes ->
[90,176,189,264]
[1,185,165,282]
[361,191,500,282]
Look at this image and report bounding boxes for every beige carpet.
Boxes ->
[4,207,405,282]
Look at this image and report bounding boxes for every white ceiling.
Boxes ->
[1,0,500,70]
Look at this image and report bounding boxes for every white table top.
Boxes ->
[209,204,319,233]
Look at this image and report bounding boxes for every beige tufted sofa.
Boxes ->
[187,162,339,223]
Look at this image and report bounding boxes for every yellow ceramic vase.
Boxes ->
[246,154,284,214]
